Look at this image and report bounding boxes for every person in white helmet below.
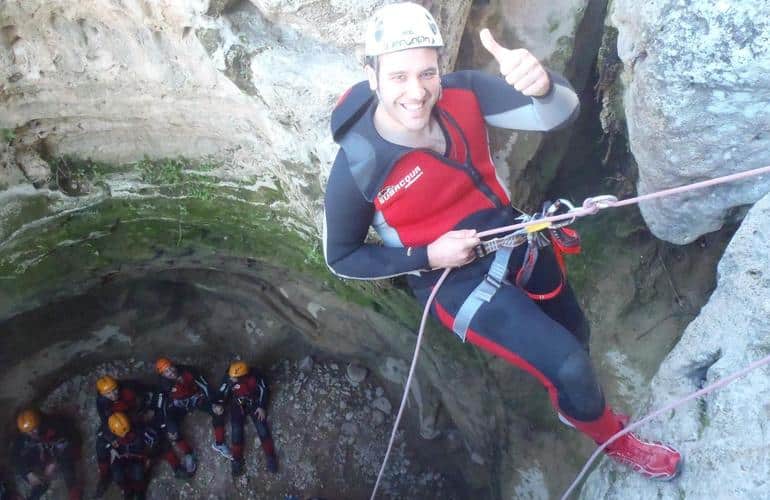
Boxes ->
[323,2,682,480]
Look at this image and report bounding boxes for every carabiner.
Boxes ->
[582,195,618,212]
[546,198,577,229]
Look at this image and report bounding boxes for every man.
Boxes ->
[94,376,192,497]
[95,412,151,500]
[216,360,279,476]
[323,2,682,480]
[154,357,232,463]
[11,409,83,500]
[95,375,158,424]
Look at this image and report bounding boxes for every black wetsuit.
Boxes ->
[324,70,607,423]
[95,424,153,499]
[96,379,159,425]
[157,365,225,445]
[11,418,82,500]
[216,368,276,464]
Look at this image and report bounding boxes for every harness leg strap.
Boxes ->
[452,247,514,341]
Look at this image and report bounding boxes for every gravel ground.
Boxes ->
[36,356,467,499]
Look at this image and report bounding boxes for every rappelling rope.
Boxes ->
[370,164,770,500]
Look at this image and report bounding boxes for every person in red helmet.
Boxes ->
[11,409,83,500]
[216,360,278,476]
[323,1,681,480]
[154,357,231,467]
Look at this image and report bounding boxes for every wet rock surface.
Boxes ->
[610,0,770,243]
[39,356,466,500]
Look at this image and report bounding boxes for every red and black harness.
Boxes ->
[453,199,581,340]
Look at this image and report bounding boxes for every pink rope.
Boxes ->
[370,267,451,500]
[370,164,770,500]
[480,164,770,239]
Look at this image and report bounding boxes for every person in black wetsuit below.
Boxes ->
[11,409,83,500]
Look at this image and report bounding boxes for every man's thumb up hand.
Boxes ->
[479,28,550,97]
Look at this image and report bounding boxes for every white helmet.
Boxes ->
[364,2,444,57]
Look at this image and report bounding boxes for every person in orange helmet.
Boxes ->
[11,409,82,500]
[95,412,151,500]
[154,357,231,466]
[216,360,278,476]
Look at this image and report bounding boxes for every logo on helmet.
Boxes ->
[384,35,439,53]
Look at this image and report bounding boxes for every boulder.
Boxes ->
[610,0,770,243]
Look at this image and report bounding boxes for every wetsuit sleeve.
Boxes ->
[323,150,430,280]
[447,70,579,131]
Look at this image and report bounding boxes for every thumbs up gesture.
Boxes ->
[480,28,551,97]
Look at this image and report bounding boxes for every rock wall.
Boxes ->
[581,191,770,499]
[610,0,770,243]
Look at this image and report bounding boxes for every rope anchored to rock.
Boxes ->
[371,164,770,500]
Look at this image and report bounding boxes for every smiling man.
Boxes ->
[323,2,682,480]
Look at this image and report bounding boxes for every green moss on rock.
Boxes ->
[0,156,430,330]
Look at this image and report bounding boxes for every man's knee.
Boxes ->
[556,350,604,420]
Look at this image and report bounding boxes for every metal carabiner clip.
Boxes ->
[582,195,618,212]
[546,198,577,229]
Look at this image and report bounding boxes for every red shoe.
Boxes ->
[566,406,683,481]
[605,432,682,480]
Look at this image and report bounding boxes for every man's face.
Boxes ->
[105,388,119,401]
[162,366,178,379]
[367,47,441,134]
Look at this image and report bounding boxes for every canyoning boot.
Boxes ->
[231,459,244,477]
[605,432,682,480]
[266,454,278,474]
[212,442,233,460]
[569,406,683,480]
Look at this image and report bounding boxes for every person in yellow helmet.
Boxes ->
[94,374,191,497]
[95,375,158,424]
[215,360,278,476]
[324,1,682,481]
[11,408,83,500]
[95,412,153,499]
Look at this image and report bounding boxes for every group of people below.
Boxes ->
[6,358,278,500]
